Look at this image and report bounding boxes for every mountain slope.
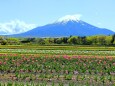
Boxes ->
[10,16,115,37]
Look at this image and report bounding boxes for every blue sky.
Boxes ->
[0,0,115,34]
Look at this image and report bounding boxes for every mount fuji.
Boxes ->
[10,15,115,37]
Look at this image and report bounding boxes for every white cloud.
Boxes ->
[0,20,37,35]
[57,14,82,22]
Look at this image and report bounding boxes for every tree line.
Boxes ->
[0,35,115,45]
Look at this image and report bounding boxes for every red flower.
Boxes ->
[4,62,6,65]
[0,61,2,65]
[63,55,71,60]
[5,58,8,61]
[104,61,106,64]
[113,63,115,66]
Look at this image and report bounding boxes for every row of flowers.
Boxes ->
[0,54,115,85]
[1,49,115,55]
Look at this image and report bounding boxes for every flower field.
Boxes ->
[1,49,115,56]
[0,45,115,86]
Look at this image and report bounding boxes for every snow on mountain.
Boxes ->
[57,15,82,23]
[0,20,36,35]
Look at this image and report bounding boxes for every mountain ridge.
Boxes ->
[8,15,115,37]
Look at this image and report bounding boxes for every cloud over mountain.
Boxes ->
[0,20,36,35]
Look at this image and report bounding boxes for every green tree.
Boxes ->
[105,36,112,45]
[21,38,35,43]
[55,38,63,44]
[0,36,7,45]
[62,37,68,44]
[67,36,78,44]
[97,36,106,45]
[7,38,20,45]
[111,34,115,45]
[37,38,45,45]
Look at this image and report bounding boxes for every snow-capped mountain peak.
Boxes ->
[9,15,114,37]
[57,15,82,23]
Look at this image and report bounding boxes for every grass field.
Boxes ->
[0,45,115,86]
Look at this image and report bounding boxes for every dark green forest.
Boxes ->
[0,35,115,45]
